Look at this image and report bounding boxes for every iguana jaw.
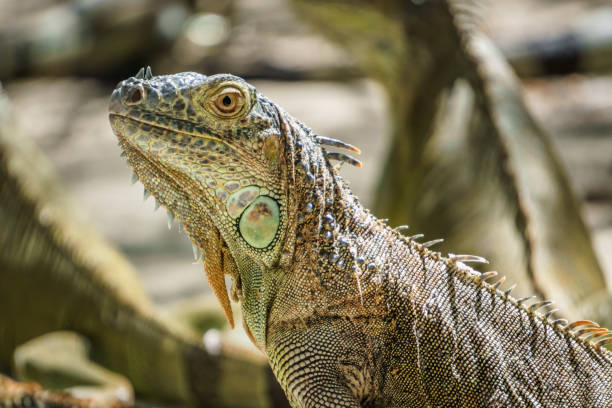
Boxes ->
[109,113,237,326]
[108,71,292,332]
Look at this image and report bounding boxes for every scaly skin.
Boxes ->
[109,70,612,407]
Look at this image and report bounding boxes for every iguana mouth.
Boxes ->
[108,108,261,176]
[109,111,227,147]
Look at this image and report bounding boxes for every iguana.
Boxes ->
[109,67,612,407]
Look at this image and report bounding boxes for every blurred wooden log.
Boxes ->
[12,331,133,407]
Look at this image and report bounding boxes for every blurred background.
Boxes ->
[1,0,611,406]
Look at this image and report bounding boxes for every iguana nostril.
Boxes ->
[125,86,145,106]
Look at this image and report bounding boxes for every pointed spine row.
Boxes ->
[451,255,612,351]
[390,224,611,350]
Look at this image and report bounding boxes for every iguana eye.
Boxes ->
[209,86,245,118]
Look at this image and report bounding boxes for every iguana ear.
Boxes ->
[200,228,234,328]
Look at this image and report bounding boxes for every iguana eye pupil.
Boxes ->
[216,94,236,111]
[206,84,249,119]
[210,87,243,117]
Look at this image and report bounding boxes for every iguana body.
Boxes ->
[109,69,612,406]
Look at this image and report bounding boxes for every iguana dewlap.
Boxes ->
[109,68,612,407]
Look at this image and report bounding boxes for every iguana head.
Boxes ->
[108,69,299,328]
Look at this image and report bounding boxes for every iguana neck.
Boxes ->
[237,119,381,347]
